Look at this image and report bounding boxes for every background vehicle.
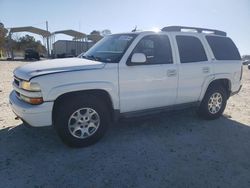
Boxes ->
[24,49,40,60]
[10,26,242,147]
[242,60,250,65]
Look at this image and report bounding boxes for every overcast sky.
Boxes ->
[0,0,249,55]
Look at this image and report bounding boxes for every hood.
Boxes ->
[14,58,105,80]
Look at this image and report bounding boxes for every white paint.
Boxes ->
[9,30,242,127]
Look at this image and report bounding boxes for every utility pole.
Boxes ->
[9,32,14,60]
[46,21,50,58]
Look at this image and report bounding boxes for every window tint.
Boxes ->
[176,35,207,63]
[206,36,241,60]
[132,35,172,64]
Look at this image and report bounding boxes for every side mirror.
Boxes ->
[131,53,146,64]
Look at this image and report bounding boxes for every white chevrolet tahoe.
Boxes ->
[9,26,242,147]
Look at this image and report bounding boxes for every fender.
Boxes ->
[45,81,119,109]
[198,73,232,101]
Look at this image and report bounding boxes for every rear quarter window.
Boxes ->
[206,36,241,60]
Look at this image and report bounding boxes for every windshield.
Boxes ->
[79,34,137,63]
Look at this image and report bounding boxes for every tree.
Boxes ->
[0,23,8,51]
[101,29,111,36]
[88,30,103,43]
[13,34,46,54]
[242,55,250,61]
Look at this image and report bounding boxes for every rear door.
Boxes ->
[172,34,213,104]
[205,35,242,90]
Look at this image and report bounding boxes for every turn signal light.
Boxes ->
[20,94,43,105]
[29,97,44,105]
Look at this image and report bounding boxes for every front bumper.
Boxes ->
[9,91,53,127]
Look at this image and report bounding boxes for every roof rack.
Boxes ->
[161,26,227,36]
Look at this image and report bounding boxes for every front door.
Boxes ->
[119,34,178,113]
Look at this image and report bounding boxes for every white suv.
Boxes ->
[9,26,242,147]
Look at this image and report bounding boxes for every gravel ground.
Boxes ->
[0,61,250,188]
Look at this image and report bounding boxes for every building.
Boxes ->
[52,40,94,58]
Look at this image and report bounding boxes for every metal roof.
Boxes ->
[53,30,86,39]
[9,26,51,37]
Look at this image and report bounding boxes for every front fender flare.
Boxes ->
[45,81,119,109]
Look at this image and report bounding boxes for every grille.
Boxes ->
[16,91,20,96]
[14,77,20,87]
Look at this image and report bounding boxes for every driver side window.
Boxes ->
[131,35,173,65]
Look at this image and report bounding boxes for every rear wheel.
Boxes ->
[54,94,110,147]
[198,85,227,120]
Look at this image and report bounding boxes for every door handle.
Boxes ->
[167,69,177,77]
[147,55,154,59]
[202,67,210,73]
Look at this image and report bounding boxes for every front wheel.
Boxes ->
[197,85,227,120]
[54,95,110,147]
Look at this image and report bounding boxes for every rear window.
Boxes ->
[206,36,241,60]
[176,36,207,63]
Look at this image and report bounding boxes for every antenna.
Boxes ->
[132,25,137,32]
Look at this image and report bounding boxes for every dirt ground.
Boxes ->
[0,61,250,188]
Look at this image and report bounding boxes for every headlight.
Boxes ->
[21,81,41,91]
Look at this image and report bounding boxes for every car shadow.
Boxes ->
[1,110,250,187]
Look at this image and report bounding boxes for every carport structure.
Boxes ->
[51,30,87,56]
[8,26,51,58]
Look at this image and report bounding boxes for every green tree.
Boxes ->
[0,23,8,51]
[101,29,111,36]
[13,34,46,54]
[242,55,250,61]
[88,30,103,43]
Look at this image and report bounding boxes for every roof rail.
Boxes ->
[161,26,227,36]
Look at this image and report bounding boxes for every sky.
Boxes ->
[0,0,249,55]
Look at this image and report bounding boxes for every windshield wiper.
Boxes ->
[81,55,102,62]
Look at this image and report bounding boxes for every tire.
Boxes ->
[54,94,110,147]
[197,84,227,120]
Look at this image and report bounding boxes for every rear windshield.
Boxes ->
[206,36,241,60]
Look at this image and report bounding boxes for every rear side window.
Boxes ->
[176,36,207,63]
[206,36,241,60]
